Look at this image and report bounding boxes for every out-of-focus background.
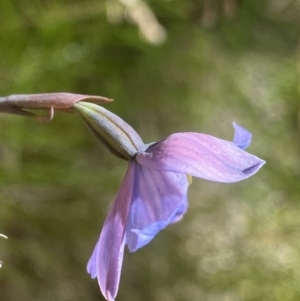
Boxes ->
[0,1,299,300]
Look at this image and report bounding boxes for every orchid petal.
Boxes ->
[233,122,252,149]
[86,240,99,279]
[87,162,135,300]
[126,164,189,252]
[136,133,265,183]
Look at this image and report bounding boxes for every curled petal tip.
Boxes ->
[86,241,99,279]
[232,122,252,150]
[242,160,266,176]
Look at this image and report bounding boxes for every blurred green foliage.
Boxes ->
[0,0,300,300]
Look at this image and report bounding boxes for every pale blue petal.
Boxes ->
[86,240,99,279]
[128,198,188,250]
[126,164,189,252]
[233,122,252,149]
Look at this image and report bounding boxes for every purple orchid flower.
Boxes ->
[73,102,265,301]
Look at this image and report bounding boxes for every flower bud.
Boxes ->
[0,93,113,122]
[73,102,145,160]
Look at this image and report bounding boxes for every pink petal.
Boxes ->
[136,133,265,183]
[87,162,135,300]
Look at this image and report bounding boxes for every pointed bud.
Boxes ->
[0,93,113,122]
[73,102,145,160]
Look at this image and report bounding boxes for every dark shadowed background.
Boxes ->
[0,1,300,300]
